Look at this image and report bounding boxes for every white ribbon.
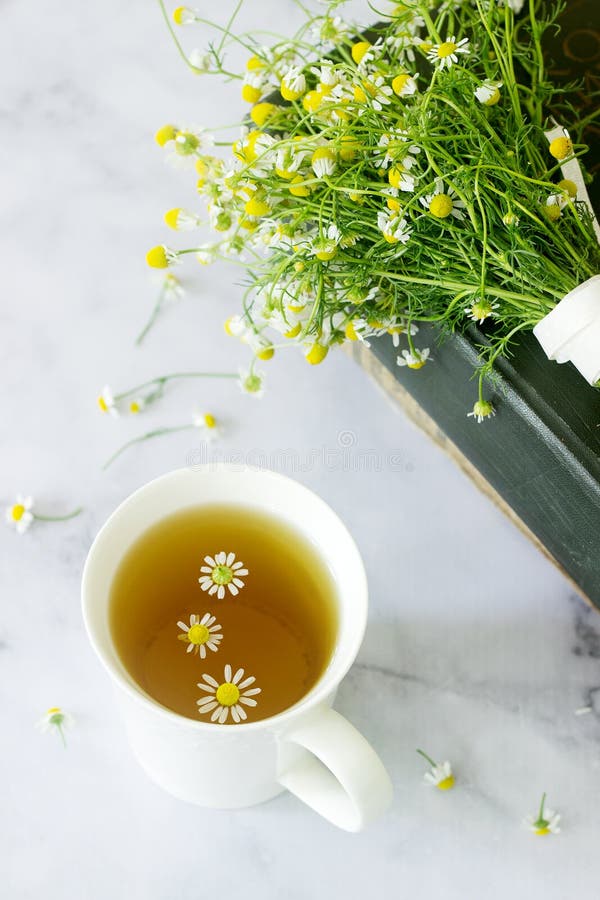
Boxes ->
[531,125,600,385]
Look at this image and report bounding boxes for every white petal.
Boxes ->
[200,566,213,574]
[232,668,245,684]
[203,614,214,626]
[204,556,216,567]
[227,584,239,596]
[186,643,194,653]
[199,645,206,659]
[234,568,248,577]
[190,614,199,625]
[217,585,225,599]
[199,581,210,592]
[202,673,219,687]
[224,664,232,682]
[242,687,261,697]
[231,560,244,570]
[236,704,247,721]
[219,706,228,723]
[226,552,235,566]
[197,701,218,714]
[231,706,241,723]
[238,676,255,689]
[232,578,244,589]
[216,551,226,564]
[176,621,188,631]
[209,584,219,596]
[211,707,222,722]
[239,697,257,707]
[208,624,221,633]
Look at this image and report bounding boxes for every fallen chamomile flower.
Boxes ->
[6,495,34,534]
[239,366,265,397]
[37,707,74,746]
[97,385,119,416]
[524,793,561,835]
[418,749,455,790]
[193,412,221,441]
[474,81,502,105]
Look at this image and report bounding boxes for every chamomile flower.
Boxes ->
[353,76,393,111]
[464,298,499,323]
[128,398,145,415]
[421,178,466,220]
[172,6,197,25]
[418,749,455,789]
[239,366,265,397]
[6,495,34,534]
[312,224,341,261]
[524,793,561,835]
[97,385,119,416]
[196,664,261,723]
[170,126,214,165]
[467,399,496,423]
[427,36,470,70]
[164,207,201,231]
[188,49,212,74]
[311,145,337,178]
[193,412,220,441]
[474,81,502,106]
[377,210,413,244]
[280,66,306,101]
[389,320,418,347]
[177,613,223,658]
[392,73,418,97]
[312,15,349,44]
[397,347,431,369]
[37,707,74,746]
[199,551,248,599]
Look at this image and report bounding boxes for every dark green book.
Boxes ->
[366,2,600,608]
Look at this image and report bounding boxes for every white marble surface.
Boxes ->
[2,1,600,896]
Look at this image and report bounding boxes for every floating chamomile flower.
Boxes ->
[177,613,223,658]
[421,178,466,220]
[193,412,220,441]
[389,320,418,347]
[465,298,499,323]
[6,495,34,534]
[524,793,561,835]
[37,707,74,746]
[418,749,455,790]
[467,399,496,423]
[164,207,201,231]
[197,664,261,723]
[128,398,144,415]
[427,36,470,69]
[199,551,248,599]
[239,366,265,397]
[172,6,197,25]
[397,348,431,369]
[97,385,119,416]
[146,245,179,269]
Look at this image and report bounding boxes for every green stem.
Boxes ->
[103,425,195,470]
[33,508,83,523]
[135,286,166,346]
[416,748,437,768]
[114,372,238,403]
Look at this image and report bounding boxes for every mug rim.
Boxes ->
[81,464,368,733]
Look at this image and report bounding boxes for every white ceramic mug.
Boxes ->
[82,465,393,832]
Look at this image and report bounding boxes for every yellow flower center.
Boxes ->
[187,623,210,645]
[246,55,264,71]
[289,176,311,197]
[351,41,371,64]
[250,102,277,127]
[245,196,271,218]
[216,682,240,707]
[129,401,141,414]
[11,504,25,521]
[437,775,455,790]
[306,343,329,365]
[47,707,61,714]
[392,74,411,96]
[97,395,108,413]
[484,88,500,106]
[345,322,358,341]
[534,826,550,836]
[212,564,233,586]
[429,194,453,218]
[284,322,302,339]
[437,41,457,58]
[549,136,572,160]
[154,124,177,147]
[302,90,324,112]
[256,345,275,360]
[407,358,426,370]
[146,245,169,268]
[203,413,216,429]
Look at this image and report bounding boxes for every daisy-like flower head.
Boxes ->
[392,72,418,97]
[474,81,502,106]
[311,145,337,178]
[377,210,413,245]
[177,613,222,658]
[97,385,119,417]
[418,749,455,789]
[197,664,261,724]
[146,245,179,269]
[172,6,197,25]
[420,178,466,220]
[388,320,419,347]
[172,126,214,160]
[397,347,431,369]
[524,793,561,835]
[188,49,212,74]
[502,211,520,227]
[548,135,572,161]
[427,36,470,69]
[6,494,34,534]
[465,298,499,323]
[199,551,248,599]
[467,399,496,423]
[312,15,349,44]
[128,398,144,415]
[280,66,306,102]
[312,224,341,261]
[239,366,265,397]
[353,76,393,111]
[164,207,201,231]
[193,412,220,441]
[37,706,74,745]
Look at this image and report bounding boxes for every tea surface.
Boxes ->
[109,503,338,723]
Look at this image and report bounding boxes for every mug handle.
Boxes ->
[277,706,393,832]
